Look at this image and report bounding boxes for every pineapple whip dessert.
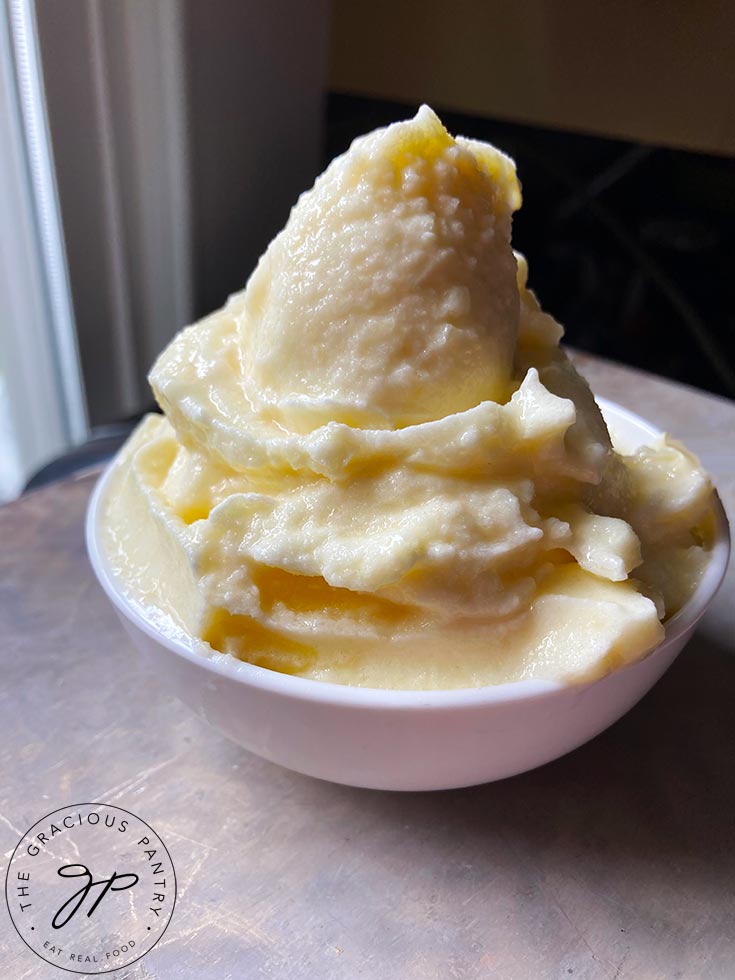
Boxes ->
[102,106,715,689]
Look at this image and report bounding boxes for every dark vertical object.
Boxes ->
[182,0,329,317]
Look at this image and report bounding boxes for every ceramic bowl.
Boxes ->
[86,399,730,791]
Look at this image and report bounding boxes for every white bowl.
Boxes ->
[86,399,730,791]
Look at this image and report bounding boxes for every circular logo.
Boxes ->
[5,803,176,974]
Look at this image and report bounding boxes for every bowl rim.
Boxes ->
[86,397,731,710]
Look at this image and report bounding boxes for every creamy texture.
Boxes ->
[102,107,715,689]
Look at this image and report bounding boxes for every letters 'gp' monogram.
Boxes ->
[5,804,176,974]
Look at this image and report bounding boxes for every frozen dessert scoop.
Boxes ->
[101,107,715,690]
[241,105,521,429]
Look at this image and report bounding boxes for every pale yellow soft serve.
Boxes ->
[102,107,714,689]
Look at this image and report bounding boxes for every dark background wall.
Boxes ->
[325,95,735,399]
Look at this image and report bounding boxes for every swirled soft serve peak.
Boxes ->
[102,106,714,689]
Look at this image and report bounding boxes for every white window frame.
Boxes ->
[0,0,87,498]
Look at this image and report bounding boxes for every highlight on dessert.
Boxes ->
[101,106,715,690]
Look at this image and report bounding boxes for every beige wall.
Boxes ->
[330,0,735,155]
